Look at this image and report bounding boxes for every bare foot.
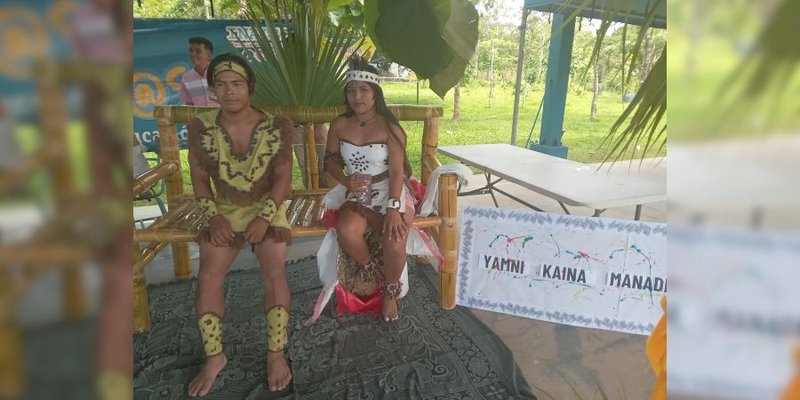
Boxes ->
[381,297,399,322]
[187,353,227,397]
[267,351,292,392]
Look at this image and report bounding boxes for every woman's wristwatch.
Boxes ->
[386,197,401,212]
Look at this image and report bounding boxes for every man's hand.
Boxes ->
[209,215,236,247]
[382,209,407,242]
[244,217,270,245]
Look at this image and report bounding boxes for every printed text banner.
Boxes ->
[456,206,666,335]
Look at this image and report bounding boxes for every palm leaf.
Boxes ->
[243,0,360,107]
[597,44,665,168]
[623,0,661,88]
[545,0,665,164]
[363,0,478,98]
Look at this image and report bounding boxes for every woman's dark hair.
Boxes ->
[207,53,256,94]
[343,57,412,178]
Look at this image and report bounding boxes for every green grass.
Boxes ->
[382,81,663,178]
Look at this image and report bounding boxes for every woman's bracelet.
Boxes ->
[386,197,401,211]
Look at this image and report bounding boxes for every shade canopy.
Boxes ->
[523,0,666,28]
[510,0,665,157]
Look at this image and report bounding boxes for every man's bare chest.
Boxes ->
[221,120,261,156]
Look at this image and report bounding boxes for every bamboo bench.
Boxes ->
[133,104,459,333]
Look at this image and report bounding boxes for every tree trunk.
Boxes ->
[238,0,248,18]
[203,0,213,19]
[591,52,599,121]
[535,20,545,85]
[488,42,495,107]
[639,28,654,85]
[452,81,461,120]
[473,36,480,80]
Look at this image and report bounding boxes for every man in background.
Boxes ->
[179,37,219,107]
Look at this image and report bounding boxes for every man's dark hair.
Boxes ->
[207,53,256,93]
[188,36,213,53]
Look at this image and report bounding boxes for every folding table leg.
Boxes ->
[485,173,499,207]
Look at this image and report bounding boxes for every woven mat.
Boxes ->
[133,256,536,399]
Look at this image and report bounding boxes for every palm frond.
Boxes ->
[623,0,661,87]
[598,44,666,168]
[578,0,627,83]
[546,0,666,164]
[243,0,360,107]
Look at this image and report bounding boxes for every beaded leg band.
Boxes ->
[198,313,224,357]
[267,305,289,353]
[382,281,403,300]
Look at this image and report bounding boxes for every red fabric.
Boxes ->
[334,283,382,317]
[321,209,339,229]
[409,177,426,202]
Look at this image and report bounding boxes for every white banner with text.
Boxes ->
[456,206,666,335]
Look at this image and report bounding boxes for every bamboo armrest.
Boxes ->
[134,162,179,196]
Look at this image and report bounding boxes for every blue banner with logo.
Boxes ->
[134,18,271,152]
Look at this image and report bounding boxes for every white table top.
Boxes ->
[439,144,666,209]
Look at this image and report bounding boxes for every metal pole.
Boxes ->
[510,8,529,146]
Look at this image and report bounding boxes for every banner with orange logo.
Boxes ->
[134,18,270,151]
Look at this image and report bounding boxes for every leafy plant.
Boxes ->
[242,0,363,106]
[598,46,665,167]
[364,0,480,98]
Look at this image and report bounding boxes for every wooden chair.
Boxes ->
[133,104,459,333]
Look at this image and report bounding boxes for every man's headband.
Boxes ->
[213,60,249,81]
[345,70,379,85]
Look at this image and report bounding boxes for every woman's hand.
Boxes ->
[383,209,407,242]
[209,215,235,247]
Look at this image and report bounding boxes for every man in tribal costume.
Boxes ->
[186,53,294,396]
